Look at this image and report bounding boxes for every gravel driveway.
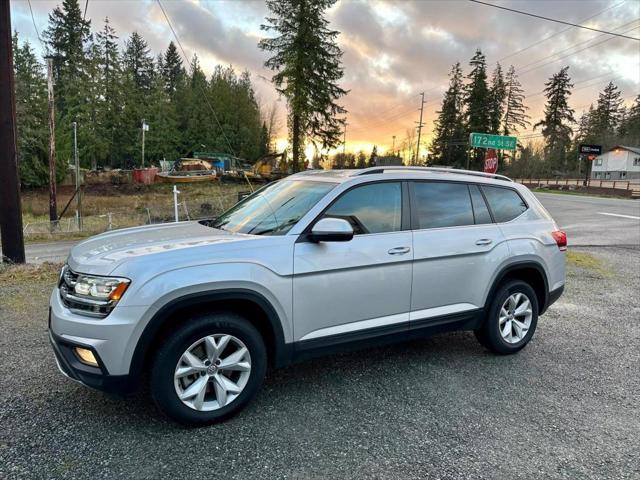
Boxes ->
[1,246,638,479]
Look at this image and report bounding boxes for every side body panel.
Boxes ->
[411,224,511,315]
[292,231,413,341]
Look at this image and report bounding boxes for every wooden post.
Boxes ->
[46,57,57,224]
[0,0,25,263]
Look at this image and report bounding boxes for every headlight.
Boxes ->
[74,275,129,300]
[59,265,130,317]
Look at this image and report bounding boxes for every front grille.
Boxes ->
[59,266,113,318]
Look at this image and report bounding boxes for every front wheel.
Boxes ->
[475,280,539,355]
[150,312,267,425]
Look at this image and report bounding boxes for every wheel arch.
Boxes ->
[484,261,550,315]
[129,289,291,382]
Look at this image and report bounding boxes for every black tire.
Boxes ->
[150,311,267,426]
[475,280,539,355]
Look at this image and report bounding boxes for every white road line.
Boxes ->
[597,212,640,220]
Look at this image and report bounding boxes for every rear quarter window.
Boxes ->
[481,185,528,223]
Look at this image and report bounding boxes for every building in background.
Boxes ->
[591,146,640,180]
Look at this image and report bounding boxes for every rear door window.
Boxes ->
[481,186,528,223]
[469,185,492,224]
[411,182,474,229]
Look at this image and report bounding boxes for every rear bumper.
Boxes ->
[49,324,135,395]
[542,284,564,314]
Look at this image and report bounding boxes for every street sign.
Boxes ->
[579,144,601,155]
[484,149,498,174]
[469,132,517,151]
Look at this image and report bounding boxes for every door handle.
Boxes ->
[475,238,493,246]
[388,246,411,255]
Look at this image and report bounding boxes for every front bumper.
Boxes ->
[49,326,134,394]
[49,287,150,391]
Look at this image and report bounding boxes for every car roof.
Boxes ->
[290,167,514,186]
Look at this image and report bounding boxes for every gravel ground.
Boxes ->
[1,247,639,480]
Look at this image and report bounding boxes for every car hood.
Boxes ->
[67,221,249,275]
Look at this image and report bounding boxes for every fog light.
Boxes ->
[74,347,98,367]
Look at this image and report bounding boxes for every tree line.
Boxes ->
[429,48,640,175]
[14,0,269,187]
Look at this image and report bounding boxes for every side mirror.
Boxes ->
[309,217,354,242]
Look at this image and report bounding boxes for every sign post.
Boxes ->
[579,144,602,186]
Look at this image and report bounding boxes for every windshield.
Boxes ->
[205,180,337,235]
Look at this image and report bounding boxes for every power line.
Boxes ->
[156,0,237,156]
[516,22,640,75]
[468,0,640,41]
[26,0,45,51]
[495,1,626,63]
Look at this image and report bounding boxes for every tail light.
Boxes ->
[551,230,567,251]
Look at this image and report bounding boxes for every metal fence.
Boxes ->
[22,195,237,240]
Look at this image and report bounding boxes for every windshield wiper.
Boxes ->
[250,218,298,236]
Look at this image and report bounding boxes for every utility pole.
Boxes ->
[72,122,82,231]
[46,57,57,224]
[342,121,348,154]
[0,0,25,263]
[415,92,426,165]
[392,135,396,156]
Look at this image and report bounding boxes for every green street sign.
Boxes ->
[469,132,517,151]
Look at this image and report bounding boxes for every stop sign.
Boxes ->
[484,148,498,174]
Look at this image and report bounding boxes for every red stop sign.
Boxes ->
[484,149,498,174]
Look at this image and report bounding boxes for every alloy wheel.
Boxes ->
[498,293,533,344]
[174,334,252,411]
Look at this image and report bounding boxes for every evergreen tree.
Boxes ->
[430,62,466,167]
[488,63,506,134]
[162,41,184,97]
[502,65,530,136]
[259,0,347,172]
[618,95,640,145]
[464,49,491,169]
[368,145,378,167]
[13,34,53,187]
[533,66,575,171]
[95,17,123,167]
[43,0,91,113]
[591,81,623,148]
[356,150,367,169]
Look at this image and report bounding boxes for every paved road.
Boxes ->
[20,192,640,264]
[535,192,640,247]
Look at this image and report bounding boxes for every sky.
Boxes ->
[10,0,640,157]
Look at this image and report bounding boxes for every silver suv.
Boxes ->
[49,167,566,425]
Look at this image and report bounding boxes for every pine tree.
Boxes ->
[162,41,184,97]
[502,65,530,136]
[430,62,466,167]
[356,150,367,169]
[13,34,52,187]
[259,0,347,172]
[618,95,640,145]
[488,63,506,134]
[95,17,122,167]
[591,81,623,148]
[533,66,575,171]
[464,49,491,169]
[43,0,91,113]
[368,145,378,167]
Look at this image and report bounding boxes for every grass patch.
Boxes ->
[0,261,62,288]
[566,251,612,277]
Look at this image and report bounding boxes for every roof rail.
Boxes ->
[354,166,513,182]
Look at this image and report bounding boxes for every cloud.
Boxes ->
[10,0,639,149]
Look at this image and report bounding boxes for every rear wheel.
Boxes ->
[150,312,267,425]
[475,280,539,354]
